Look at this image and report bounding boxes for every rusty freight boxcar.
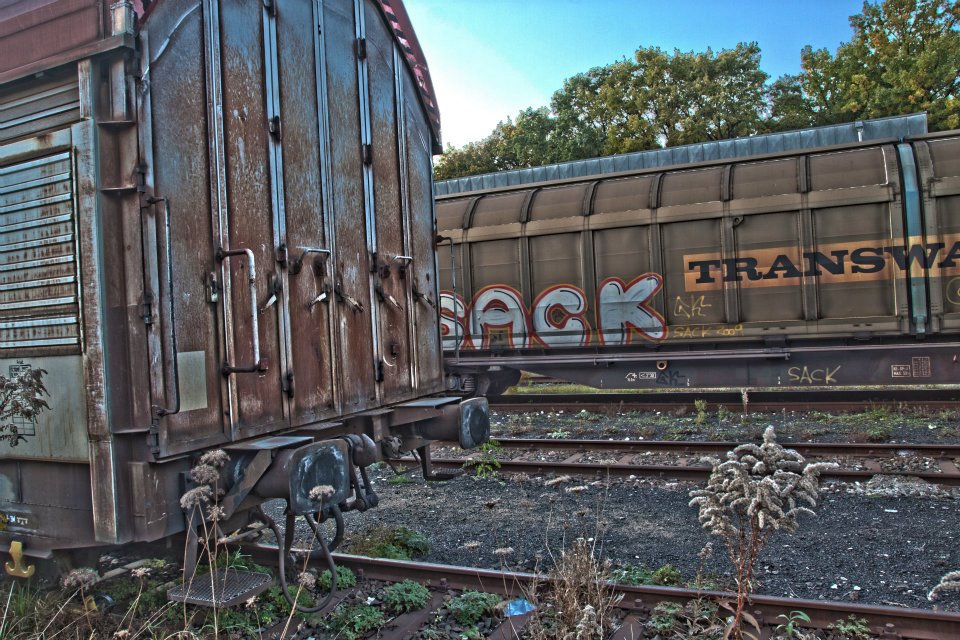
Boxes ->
[0,0,488,589]
[435,116,960,394]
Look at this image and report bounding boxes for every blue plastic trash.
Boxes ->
[504,598,536,617]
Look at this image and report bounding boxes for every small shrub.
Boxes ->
[447,591,501,626]
[383,580,430,614]
[612,563,682,586]
[831,614,872,639]
[865,422,893,442]
[386,473,414,485]
[694,399,708,425]
[464,440,503,479]
[317,566,357,591]
[646,600,723,638]
[546,429,571,439]
[325,604,385,640]
[350,526,430,560]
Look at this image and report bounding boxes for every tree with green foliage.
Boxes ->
[769,0,960,131]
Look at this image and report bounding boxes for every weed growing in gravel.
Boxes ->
[546,428,571,439]
[525,538,622,640]
[383,580,430,614]
[464,439,503,479]
[646,599,724,639]
[689,426,836,639]
[349,525,431,560]
[324,603,385,640]
[612,563,683,586]
[694,399,709,425]
[317,566,357,591]
[775,610,813,639]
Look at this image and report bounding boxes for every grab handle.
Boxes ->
[217,247,264,375]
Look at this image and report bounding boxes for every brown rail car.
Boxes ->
[436,121,960,393]
[0,0,488,575]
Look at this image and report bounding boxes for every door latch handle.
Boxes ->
[412,284,436,310]
[308,287,330,310]
[376,285,402,311]
[335,285,364,313]
[259,274,282,314]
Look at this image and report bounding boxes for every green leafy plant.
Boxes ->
[349,525,431,560]
[447,591,501,626]
[646,600,723,638]
[546,428,571,439]
[612,563,682,586]
[386,473,415,485]
[694,398,708,425]
[383,580,430,614]
[831,614,872,639]
[325,604,385,640]
[464,440,503,479]
[317,566,357,591]
[776,610,812,638]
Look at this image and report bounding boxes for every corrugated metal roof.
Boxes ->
[435,113,929,196]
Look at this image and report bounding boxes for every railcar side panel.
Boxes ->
[438,132,960,391]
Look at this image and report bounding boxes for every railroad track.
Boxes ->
[421,438,960,486]
[490,388,960,412]
[242,550,960,639]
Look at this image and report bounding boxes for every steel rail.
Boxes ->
[489,389,960,412]
[424,456,960,486]
[317,553,959,639]
[489,438,960,459]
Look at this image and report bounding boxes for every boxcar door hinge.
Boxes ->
[375,358,384,383]
[362,143,372,165]
[206,272,221,303]
[141,293,154,325]
[282,370,295,398]
[268,115,282,140]
[355,37,367,59]
[146,429,160,455]
[262,0,276,17]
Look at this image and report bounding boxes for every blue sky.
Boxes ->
[403,0,866,148]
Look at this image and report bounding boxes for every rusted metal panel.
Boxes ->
[323,0,376,413]
[274,0,337,426]
[140,0,227,455]
[0,0,106,77]
[218,0,286,436]
[366,0,412,403]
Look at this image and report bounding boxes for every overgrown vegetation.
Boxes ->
[447,591,502,626]
[525,538,622,639]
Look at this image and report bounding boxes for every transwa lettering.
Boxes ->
[687,241,958,288]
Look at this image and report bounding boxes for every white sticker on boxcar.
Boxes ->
[176,351,208,412]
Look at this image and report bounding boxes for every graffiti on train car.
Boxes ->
[441,275,667,349]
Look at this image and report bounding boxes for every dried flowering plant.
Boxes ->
[689,426,835,639]
[929,570,960,601]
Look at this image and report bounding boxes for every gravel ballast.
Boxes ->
[330,414,960,611]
